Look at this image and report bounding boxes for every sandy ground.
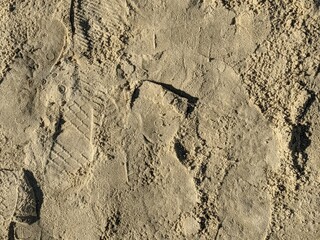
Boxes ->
[0,0,319,239]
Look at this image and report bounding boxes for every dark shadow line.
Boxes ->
[70,0,76,36]
[146,80,199,116]
[52,113,65,143]
[130,87,140,109]
[8,221,15,240]
[23,169,44,221]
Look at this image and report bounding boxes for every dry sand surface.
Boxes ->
[0,0,319,239]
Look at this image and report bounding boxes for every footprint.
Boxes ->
[32,19,67,79]
[0,170,19,237]
[197,63,278,238]
[0,19,67,147]
[45,95,94,190]
[117,80,198,237]
[71,0,128,57]
[14,170,42,224]
[198,7,270,64]
[9,221,42,240]
[0,169,42,239]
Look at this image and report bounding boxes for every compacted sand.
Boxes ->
[0,0,319,239]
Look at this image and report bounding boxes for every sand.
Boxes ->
[0,0,319,239]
